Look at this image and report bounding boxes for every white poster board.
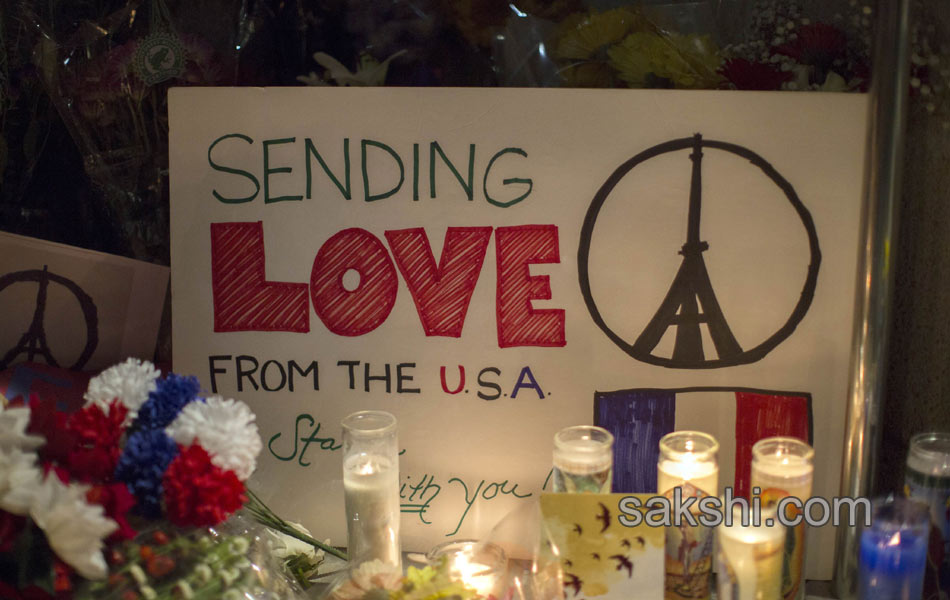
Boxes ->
[169,87,867,579]
[0,231,169,372]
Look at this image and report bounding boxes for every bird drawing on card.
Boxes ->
[610,554,634,578]
[596,502,611,533]
[564,573,583,597]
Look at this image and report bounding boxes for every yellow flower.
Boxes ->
[556,8,644,60]
[607,31,723,89]
[555,7,647,87]
[395,561,478,600]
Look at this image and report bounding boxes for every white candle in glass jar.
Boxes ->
[718,507,785,600]
[554,437,612,474]
[343,453,400,565]
[750,437,813,600]
[750,457,813,500]
[552,426,614,493]
[426,540,508,598]
[658,431,720,600]
[658,455,719,496]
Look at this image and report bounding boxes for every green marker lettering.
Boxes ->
[362,139,404,202]
[208,133,260,204]
[484,147,532,208]
[430,142,475,201]
[305,138,351,200]
[263,137,303,203]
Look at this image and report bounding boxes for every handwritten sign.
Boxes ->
[0,232,168,372]
[169,88,867,578]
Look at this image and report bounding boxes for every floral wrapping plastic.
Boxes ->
[75,511,309,599]
[484,499,564,600]
[20,0,264,263]
[486,0,872,91]
[318,499,565,600]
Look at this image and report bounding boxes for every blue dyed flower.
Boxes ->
[114,429,180,517]
[135,374,200,431]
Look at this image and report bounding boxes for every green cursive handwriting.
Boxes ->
[445,477,532,536]
[268,413,342,466]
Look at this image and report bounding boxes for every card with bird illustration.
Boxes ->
[541,493,663,600]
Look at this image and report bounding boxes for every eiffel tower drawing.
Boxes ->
[3,265,59,368]
[0,265,99,370]
[631,134,743,363]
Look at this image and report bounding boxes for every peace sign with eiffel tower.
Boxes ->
[0,266,99,371]
[578,134,821,369]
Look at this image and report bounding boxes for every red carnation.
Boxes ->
[720,58,793,91]
[27,394,75,465]
[43,463,71,485]
[773,23,847,69]
[162,445,245,527]
[66,400,128,483]
[87,483,138,541]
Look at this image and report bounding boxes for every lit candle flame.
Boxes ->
[451,549,496,597]
[887,532,901,547]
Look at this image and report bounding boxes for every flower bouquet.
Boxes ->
[472,0,873,92]
[0,358,320,598]
[21,0,259,263]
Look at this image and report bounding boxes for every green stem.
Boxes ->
[245,489,348,561]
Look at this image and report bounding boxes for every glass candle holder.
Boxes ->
[658,431,719,600]
[426,539,508,598]
[858,497,930,600]
[751,437,814,600]
[717,505,785,600]
[905,432,950,596]
[658,431,719,496]
[342,410,400,567]
[552,425,614,493]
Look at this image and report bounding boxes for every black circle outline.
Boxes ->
[578,136,821,369]
[0,269,99,370]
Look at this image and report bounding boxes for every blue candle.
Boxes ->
[858,499,929,600]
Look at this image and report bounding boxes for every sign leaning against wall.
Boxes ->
[169,87,867,579]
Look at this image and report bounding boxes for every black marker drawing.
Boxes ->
[596,501,611,533]
[0,266,99,370]
[609,554,634,578]
[578,134,821,369]
[564,572,583,597]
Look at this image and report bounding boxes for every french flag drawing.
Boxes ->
[595,387,813,498]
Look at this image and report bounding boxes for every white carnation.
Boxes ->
[266,521,320,559]
[30,474,117,579]
[84,358,160,420]
[0,405,44,452]
[0,447,43,515]
[165,396,262,480]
